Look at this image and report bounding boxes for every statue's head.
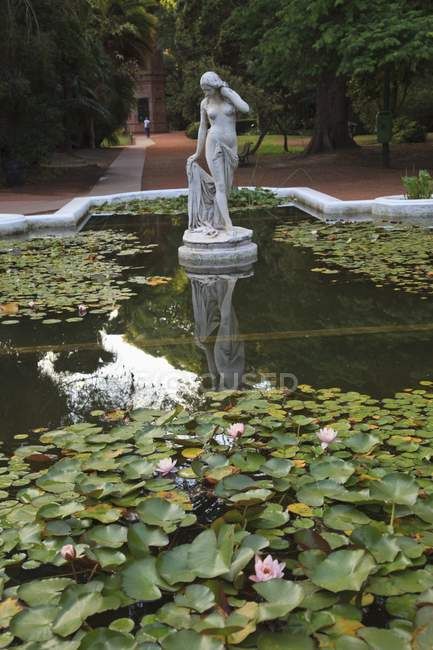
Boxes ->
[200,71,224,97]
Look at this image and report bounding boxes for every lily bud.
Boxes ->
[60,544,77,561]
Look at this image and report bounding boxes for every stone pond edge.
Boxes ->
[1,187,433,237]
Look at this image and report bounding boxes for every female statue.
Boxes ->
[186,71,250,236]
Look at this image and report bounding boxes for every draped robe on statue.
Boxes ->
[187,142,238,232]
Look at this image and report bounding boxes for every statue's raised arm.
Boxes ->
[220,85,250,114]
[186,71,250,236]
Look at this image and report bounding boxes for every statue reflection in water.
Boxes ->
[188,270,252,391]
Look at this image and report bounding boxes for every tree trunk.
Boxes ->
[250,131,267,154]
[306,74,358,154]
[283,133,289,152]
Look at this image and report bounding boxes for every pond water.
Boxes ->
[2,206,433,443]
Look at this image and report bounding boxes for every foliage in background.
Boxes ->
[0,0,155,169]
[184,121,200,139]
[392,117,426,144]
[161,0,433,155]
[402,170,433,200]
[399,73,433,132]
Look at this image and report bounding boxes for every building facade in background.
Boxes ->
[127,50,168,134]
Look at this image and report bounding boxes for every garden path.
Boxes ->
[143,132,433,200]
[0,135,152,216]
[2,132,433,217]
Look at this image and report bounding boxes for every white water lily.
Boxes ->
[227,422,245,439]
[250,554,285,582]
[316,426,338,449]
[156,457,177,476]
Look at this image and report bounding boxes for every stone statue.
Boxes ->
[186,71,250,236]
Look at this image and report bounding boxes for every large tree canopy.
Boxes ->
[163,0,433,154]
[0,0,156,168]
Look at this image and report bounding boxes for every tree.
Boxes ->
[334,0,433,164]
[254,0,433,155]
[0,0,62,167]
[0,0,159,174]
[90,0,157,64]
[248,0,358,154]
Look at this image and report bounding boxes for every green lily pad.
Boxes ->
[257,632,316,650]
[84,524,128,548]
[52,584,104,637]
[128,522,169,557]
[10,605,59,642]
[370,472,418,505]
[136,498,193,532]
[109,618,135,634]
[77,503,123,523]
[312,549,375,592]
[79,629,136,649]
[121,558,163,601]
[323,505,371,531]
[368,569,433,595]
[174,585,216,613]
[253,579,304,622]
[161,630,224,650]
[18,577,73,607]
[357,627,411,650]
[310,457,355,484]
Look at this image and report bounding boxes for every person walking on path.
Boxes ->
[143,117,151,138]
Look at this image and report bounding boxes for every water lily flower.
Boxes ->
[316,426,338,449]
[250,554,285,582]
[227,422,245,439]
[78,304,87,317]
[60,544,77,561]
[28,300,36,309]
[156,457,177,475]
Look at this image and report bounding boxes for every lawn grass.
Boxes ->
[238,132,393,154]
[237,134,307,155]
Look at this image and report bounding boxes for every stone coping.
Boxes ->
[1,187,433,238]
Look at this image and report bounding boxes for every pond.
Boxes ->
[2,206,433,648]
[2,206,433,443]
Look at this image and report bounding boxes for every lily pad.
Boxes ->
[312,549,375,592]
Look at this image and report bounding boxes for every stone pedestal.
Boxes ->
[178,226,257,273]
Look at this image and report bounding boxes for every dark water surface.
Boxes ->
[2,207,433,442]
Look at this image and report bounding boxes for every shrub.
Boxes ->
[393,116,426,143]
[402,169,433,199]
[185,121,200,139]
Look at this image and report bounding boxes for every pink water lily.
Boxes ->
[250,554,285,582]
[60,544,77,561]
[156,457,177,476]
[316,426,338,449]
[78,304,87,317]
[227,422,245,439]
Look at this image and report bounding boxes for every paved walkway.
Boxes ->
[0,135,152,216]
[142,132,193,190]
[88,134,153,196]
[143,132,432,200]
[2,131,432,215]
